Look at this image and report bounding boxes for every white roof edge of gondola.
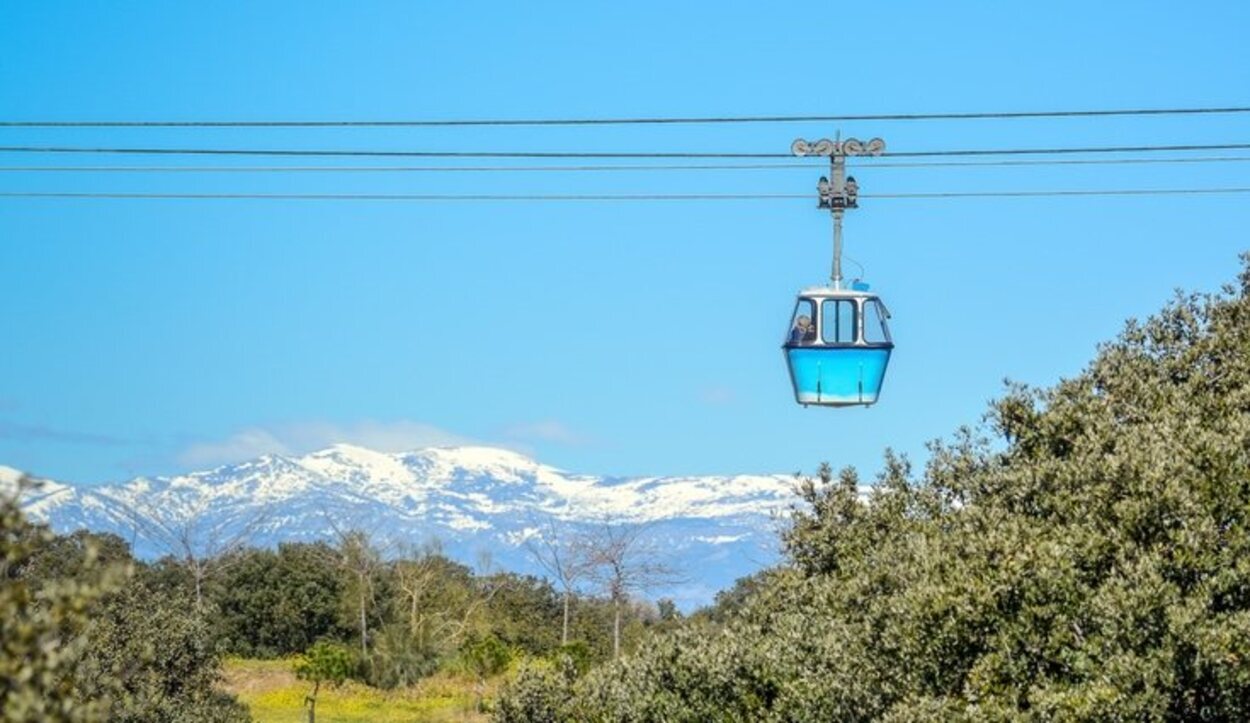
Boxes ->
[797,285,882,298]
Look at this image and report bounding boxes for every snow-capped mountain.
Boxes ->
[10,445,801,609]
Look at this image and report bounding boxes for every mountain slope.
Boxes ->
[12,446,801,608]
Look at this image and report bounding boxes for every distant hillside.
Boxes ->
[9,445,805,608]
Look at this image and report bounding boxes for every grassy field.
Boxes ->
[222,658,497,723]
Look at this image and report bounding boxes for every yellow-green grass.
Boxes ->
[222,658,497,723]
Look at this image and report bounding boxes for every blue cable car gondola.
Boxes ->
[783,285,893,406]
[785,135,893,408]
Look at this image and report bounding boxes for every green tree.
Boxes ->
[691,569,773,624]
[389,547,472,654]
[213,542,345,656]
[23,529,132,580]
[494,657,580,723]
[294,641,354,723]
[462,633,514,713]
[365,548,476,688]
[463,633,513,679]
[78,569,249,722]
[479,572,563,654]
[3,483,247,722]
[1,480,124,722]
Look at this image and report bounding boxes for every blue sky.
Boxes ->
[1,1,1247,484]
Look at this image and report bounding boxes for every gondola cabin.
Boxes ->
[783,285,893,407]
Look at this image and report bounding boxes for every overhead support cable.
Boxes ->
[2,188,1248,202]
[2,105,1249,127]
[0,163,824,173]
[867,187,1250,199]
[892,143,1250,158]
[0,145,789,159]
[867,155,1250,169]
[2,142,1249,160]
[3,155,1250,174]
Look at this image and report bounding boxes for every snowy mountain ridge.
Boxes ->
[9,445,803,608]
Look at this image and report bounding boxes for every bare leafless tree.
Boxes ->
[524,515,590,646]
[393,540,447,644]
[124,501,269,611]
[400,542,509,654]
[581,520,683,659]
[326,522,384,658]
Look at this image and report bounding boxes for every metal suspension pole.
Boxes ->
[791,135,886,289]
[835,206,845,285]
[831,151,845,288]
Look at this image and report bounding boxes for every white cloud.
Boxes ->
[178,428,290,467]
[178,420,479,468]
[503,420,587,446]
[283,420,475,453]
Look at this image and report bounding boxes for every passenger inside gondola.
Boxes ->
[788,300,818,345]
[789,315,816,344]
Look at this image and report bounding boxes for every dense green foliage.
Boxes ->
[1,487,122,722]
[215,543,347,658]
[498,258,1250,721]
[9,509,669,715]
[204,532,654,692]
[1,486,247,722]
[113,523,658,694]
[227,542,660,689]
[3,500,664,721]
[80,571,251,722]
